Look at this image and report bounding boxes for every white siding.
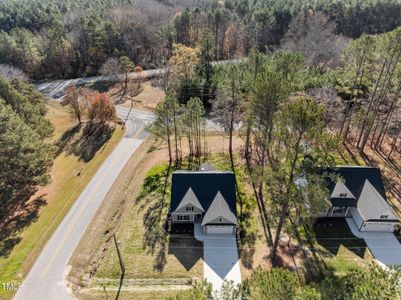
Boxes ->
[208,216,233,224]
[171,213,194,222]
[175,204,204,214]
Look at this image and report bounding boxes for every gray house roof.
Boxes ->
[175,187,205,212]
[201,191,238,226]
[357,179,399,221]
[170,171,237,220]
[323,166,387,207]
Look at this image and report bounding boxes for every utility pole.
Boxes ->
[113,234,125,300]
[113,234,125,274]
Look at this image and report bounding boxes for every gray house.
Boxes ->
[321,166,399,232]
[169,171,237,235]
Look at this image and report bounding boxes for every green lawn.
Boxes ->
[93,164,203,283]
[0,102,124,300]
[314,218,374,275]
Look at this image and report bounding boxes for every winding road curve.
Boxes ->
[14,107,153,300]
[35,59,243,99]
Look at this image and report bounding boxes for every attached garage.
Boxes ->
[360,222,396,232]
[204,225,235,235]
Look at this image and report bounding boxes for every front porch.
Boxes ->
[325,206,352,217]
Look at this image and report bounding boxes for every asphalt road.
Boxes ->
[35,59,243,99]
[13,108,153,300]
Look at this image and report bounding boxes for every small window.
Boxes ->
[380,215,388,219]
[218,217,223,223]
[186,206,193,212]
[339,193,347,198]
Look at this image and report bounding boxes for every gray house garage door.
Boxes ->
[361,222,395,232]
[205,225,235,235]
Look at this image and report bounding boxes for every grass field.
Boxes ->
[0,101,123,300]
[119,81,165,111]
[91,163,203,279]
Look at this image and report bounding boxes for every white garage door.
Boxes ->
[205,225,234,235]
[361,222,395,232]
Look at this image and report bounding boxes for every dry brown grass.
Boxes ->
[116,80,165,111]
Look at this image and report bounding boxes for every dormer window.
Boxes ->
[339,193,347,198]
[186,206,193,212]
[380,215,388,219]
[218,217,223,223]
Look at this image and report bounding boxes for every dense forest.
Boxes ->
[1,0,401,80]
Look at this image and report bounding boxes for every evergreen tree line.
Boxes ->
[1,0,401,80]
[0,78,55,213]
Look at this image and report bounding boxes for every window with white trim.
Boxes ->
[178,215,190,221]
[186,206,194,211]
[218,217,223,223]
[380,215,388,219]
[339,193,347,198]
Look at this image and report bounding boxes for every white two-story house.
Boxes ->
[169,170,237,235]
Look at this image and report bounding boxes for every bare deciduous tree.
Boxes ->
[281,11,349,69]
[0,64,28,82]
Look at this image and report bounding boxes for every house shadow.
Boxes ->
[168,234,203,271]
[0,188,47,258]
[314,218,367,258]
[57,122,114,162]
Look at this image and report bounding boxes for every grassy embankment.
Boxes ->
[0,101,123,300]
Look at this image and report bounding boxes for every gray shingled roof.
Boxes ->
[170,171,237,218]
[201,191,237,226]
[175,187,205,212]
[357,179,399,221]
[323,166,387,207]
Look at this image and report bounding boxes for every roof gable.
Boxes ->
[201,191,237,225]
[323,166,387,207]
[175,187,205,212]
[331,179,356,199]
[358,179,399,221]
[170,171,237,217]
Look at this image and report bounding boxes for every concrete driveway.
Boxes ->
[194,224,241,291]
[346,218,401,267]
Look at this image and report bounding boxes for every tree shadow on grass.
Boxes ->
[135,164,172,272]
[57,122,115,162]
[0,188,47,258]
[238,209,257,269]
